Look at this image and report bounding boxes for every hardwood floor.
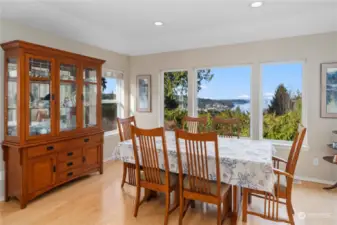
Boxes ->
[1,161,336,225]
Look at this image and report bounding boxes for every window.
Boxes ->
[163,70,188,128]
[102,70,124,132]
[196,67,251,137]
[262,62,303,141]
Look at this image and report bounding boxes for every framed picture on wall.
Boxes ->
[136,75,151,112]
[321,63,337,118]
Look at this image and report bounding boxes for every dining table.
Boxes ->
[113,131,276,224]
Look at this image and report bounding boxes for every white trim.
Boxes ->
[103,156,114,162]
[0,170,3,181]
[295,175,335,185]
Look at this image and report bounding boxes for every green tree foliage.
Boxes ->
[268,84,291,115]
[164,70,214,109]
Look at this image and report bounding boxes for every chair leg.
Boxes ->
[292,204,295,215]
[286,201,295,225]
[134,186,141,217]
[121,163,127,188]
[242,188,248,223]
[164,192,171,225]
[248,193,252,204]
[179,195,184,225]
[217,202,222,225]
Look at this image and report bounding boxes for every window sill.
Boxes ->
[269,140,310,151]
[104,130,119,137]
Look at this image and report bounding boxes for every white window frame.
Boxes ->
[102,69,124,136]
[259,60,307,147]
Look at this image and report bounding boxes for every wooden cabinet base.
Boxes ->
[3,132,104,209]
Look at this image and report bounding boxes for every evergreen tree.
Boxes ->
[268,84,291,116]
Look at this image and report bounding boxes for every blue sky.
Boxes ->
[103,77,117,94]
[198,63,303,100]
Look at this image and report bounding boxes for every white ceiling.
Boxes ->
[0,0,337,56]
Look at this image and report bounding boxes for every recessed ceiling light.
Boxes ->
[251,1,263,8]
[154,21,164,26]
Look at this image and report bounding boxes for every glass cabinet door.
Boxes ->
[60,63,77,132]
[7,58,18,137]
[28,56,53,137]
[83,68,98,128]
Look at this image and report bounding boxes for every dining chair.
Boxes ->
[182,116,207,133]
[212,117,241,138]
[117,116,137,187]
[131,126,179,225]
[175,129,232,225]
[242,125,307,225]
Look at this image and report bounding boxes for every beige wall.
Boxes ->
[0,19,130,199]
[130,32,337,183]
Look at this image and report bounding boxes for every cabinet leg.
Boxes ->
[99,166,103,175]
[20,199,27,209]
[323,182,337,190]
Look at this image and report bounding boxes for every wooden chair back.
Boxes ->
[182,116,207,133]
[212,117,241,138]
[117,116,137,141]
[285,124,307,175]
[131,126,170,186]
[175,129,221,196]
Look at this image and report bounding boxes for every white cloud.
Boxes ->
[237,94,250,99]
[327,68,337,74]
[263,92,274,100]
[200,85,207,89]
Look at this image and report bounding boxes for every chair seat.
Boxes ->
[140,170,178,186]
[275,175,287,194]
[183,176,230,196]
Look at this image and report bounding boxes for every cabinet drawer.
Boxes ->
[58,148,82,162]
[58,167,82,182]
[82,134,102,146]
[58,157,83,172]
[28,143,60,158]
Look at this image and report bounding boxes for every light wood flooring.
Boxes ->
[0,161,336,225]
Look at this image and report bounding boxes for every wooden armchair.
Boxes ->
[212,117,241,138]
[131,126,179,225]
[242,125,307,225]
[117,116,137,187]
[182,116,207,133]
[175,129,232,225]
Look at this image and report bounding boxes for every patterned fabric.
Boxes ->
[113,131,276,193]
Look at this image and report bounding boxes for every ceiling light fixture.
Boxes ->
[251,1,263,8]
[154,21,164,26]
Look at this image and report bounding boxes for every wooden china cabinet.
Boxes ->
[1,40,105,208]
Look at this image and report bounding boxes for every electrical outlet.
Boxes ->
[313,158,319,166]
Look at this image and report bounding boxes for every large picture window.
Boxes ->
[262,62,303,141]
[197,67,251,137]
[102,70,123,132]
[163,70,188,128]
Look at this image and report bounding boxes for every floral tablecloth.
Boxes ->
[113,131,276,193]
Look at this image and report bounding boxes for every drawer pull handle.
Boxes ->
[67,152,73,156]
[47,146,54,151]
[84,138,89,142]
[67,162,73,167]
[67,172,73,177]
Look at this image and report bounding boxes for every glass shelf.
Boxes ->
[7,58,18,136]
[83,68,97,83]
[60,64,76,81]
[29,58,51,78]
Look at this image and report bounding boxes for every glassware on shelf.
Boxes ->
[29,81,51,136]
[29,58,51,78]
[60,64,76,81]
[60,81,77,132]
[83,68,97,83]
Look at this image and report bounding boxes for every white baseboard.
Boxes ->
[295,175,335,185]
[103,156,114,162]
